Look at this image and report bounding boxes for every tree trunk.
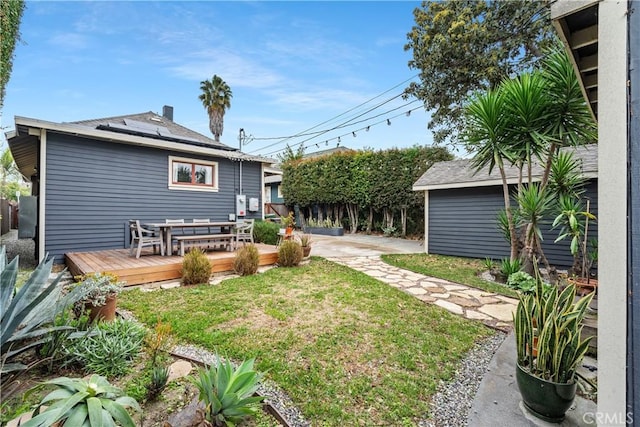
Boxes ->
[499,166,519,261]
[400,207,407,236]
[383,208,394,229]
[366,207,373,234]
[541,143,558,189]
[346,203,359,234]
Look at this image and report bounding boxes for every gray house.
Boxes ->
[6,106,271,263]
[412,144,598,269]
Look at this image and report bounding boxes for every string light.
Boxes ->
[260,105,424,158]
[352,132,356,137]
[406,110,411,117]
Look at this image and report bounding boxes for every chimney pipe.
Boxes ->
[162,105,174,121]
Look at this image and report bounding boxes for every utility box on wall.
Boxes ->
[248,197,259,212]
[236,195,246,217]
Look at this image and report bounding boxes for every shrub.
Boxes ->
[192,357,264,426]
[22,374,140,427]
[278,240,303,267]
[146,320,173,368]
[506,271,537,293]
[146,365,170,401]
[182,248,212,285]
[233,244,260,276]
[253,220,280,245]
[500,257,522,276]
[64,318,146,378]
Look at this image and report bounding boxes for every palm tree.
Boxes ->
[539,47,597,187]
[199,75,232,142]
[464,89,519,261]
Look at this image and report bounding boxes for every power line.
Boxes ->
[246,74,420,153]
[262,104,424,158]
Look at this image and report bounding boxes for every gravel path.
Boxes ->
[419,332,506,427]
[1,230,37,268]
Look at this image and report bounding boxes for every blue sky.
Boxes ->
[1,1,438,159]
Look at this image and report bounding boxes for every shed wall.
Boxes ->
[428,181,598,269]
[44,133,263,262]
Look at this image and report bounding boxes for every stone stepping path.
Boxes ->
[327,256,517,331]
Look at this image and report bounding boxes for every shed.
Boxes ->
[412,144,598,268]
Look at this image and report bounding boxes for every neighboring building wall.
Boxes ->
[44,133,262,262]
[427,181,598,269]
[269,184,284,203]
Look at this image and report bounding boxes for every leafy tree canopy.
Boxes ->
[404,0,554,146]
[0,0,25,108]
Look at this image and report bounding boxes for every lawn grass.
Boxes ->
[119,258,493,426]
[381,253,519,299]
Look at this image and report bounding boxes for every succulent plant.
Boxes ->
[22,374,140,427]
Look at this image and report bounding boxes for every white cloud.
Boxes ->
[166,49,283,89]
[48,33,89,50]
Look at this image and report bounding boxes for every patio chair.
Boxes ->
[233,219,254,250]
[130,220,164,258]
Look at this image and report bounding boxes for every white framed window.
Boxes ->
[168,156,218,192]
[264,186,272,203]
[277,185,283,198]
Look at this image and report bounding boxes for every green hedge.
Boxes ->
[253,220,280,245]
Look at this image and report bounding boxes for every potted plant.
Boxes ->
[303,217,345,236]
[514,267,594,423]
[553,194,597,294]
[298,234,312,258]
[22,374,140,426]
[281,212,295,236]
[73,272,125,322]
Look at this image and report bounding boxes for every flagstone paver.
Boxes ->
[328,255,518,331]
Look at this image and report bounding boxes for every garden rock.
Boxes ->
[167,360,193,382]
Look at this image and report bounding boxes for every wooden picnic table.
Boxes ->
[145,221,237,256]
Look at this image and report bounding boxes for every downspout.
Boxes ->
[628,0,639,421]
[424,190,429,254]
[38,129,46,262]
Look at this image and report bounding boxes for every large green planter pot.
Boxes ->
[516,363,577,423]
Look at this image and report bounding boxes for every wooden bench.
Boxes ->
[172,233,235,256]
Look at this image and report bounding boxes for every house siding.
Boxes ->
[44,133,263,262]
[269,184,284,203]
[428,181,598,269]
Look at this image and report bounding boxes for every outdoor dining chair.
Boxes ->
[233,219,255,249]
[130,220,164,258]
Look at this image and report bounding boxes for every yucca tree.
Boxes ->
[501,71,550,187]
[463,89,519,261]
[540,47,597,187]
[199,75,232,143]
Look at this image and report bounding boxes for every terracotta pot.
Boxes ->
[569,277,598,296]
[302,246,311,257]
[87,294,117,322]
[285,226,293,236]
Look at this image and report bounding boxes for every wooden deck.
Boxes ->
[65,244,279,286]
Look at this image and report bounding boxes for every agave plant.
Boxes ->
[22,374,140,427]
[1,247,85,375]
[192,356,265,426]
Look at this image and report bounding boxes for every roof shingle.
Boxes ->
[413,144,598,190]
